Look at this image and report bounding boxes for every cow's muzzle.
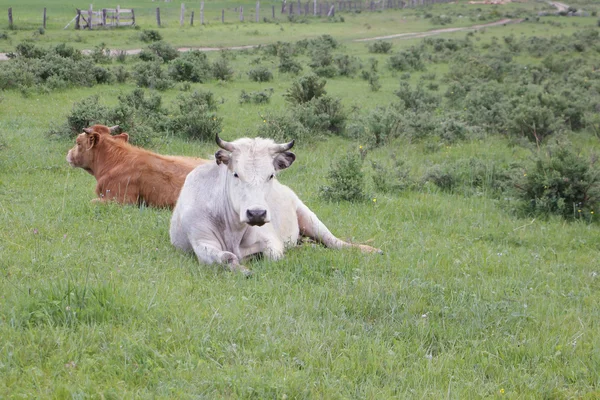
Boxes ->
[246,208,268,226]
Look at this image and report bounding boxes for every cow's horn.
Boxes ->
[274,139,295,153]
[109,125,120,133]
[216,134,235,152]
[83,128,93,134]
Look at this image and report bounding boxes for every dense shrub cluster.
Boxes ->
[516,145,600,220]
[320,151,367,202]
[49,89,222,145]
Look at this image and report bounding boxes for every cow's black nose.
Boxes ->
[246,209,267,226]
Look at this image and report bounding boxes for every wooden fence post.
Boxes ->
[88,4,93,29]
[102,8,107,26]
[256,1,259,22]
[272,5,275,18]
[191,10,194,25]
[116,5,120,26]
[131,9,135,25]
[240,6,243,21]
[327,4,334,16]
[75,9,81,29]
[222,9,224,23]
[200,1,204,24]
[156,7,161,26]
[180,3,185,27]
[43,7,47,29]
[8,7,13,28]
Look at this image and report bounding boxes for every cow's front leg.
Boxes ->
[191,240,252,276]
[296,202,382,254]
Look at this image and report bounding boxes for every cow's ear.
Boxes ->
[274,151,295,171]
[87,132,100,149]
[215,149,231,165]
[113,133,129,142]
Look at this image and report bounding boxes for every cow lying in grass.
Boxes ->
[66,124,208,208]
[170,135,382,275]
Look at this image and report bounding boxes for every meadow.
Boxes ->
[1,0,600,398]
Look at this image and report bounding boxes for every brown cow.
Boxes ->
[66,125,208,208]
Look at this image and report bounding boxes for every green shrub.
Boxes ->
[141,41,179,63]
[112,66,130,84]
[168,50,212,83]
[90,42,111,64]
[371,158,414,193]
[278,52,303,74]
[389,47,426,71]
[367,41,392,54]
[320,151,367,202]
[212,57,234,81]
[247,65,273,82]
[294,95,346,134]
[515,145,600,220]
[133,61,174,90]
[140,29,162,43]
[395,82,440,112]
[239,89,274,104]
[259,112,311,142]
[284,74,327,104]
[334,54,360,77]
[66,95,109,137]
[167,91,221,141]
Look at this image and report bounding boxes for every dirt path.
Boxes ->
[354,18,521,42]
[0,18,523,61]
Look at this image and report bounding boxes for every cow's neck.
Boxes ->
[91,141,128,177]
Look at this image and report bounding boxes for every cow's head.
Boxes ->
[66,125,128,173]
[215,134,295,227]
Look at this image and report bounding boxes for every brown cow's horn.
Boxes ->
[109,125,120,133]
[216,134,235,152]
[83,128,93,134]
[274,140,295,153]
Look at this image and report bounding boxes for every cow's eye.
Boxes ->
[268,174,274,181]
[233,172,239,178]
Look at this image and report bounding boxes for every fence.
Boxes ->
[6,0,454,29]
[75,5,135,29]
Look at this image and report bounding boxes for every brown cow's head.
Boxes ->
[66,125,128,174]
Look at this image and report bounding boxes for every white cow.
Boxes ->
[170,135,382,275]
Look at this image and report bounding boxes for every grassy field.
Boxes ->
[1,1,600,398]
[0,0,554,51]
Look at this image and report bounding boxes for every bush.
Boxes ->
[259,112,311,143]
[133,61,174,90]
[516,145,600,220]
[368,41,392,54]
[141,41,179,63]
[395,82,440,112]
[140,29,162,43]
[167,91,222,140]
[278,52,303,74]
[349,106,405,147]
[247,65,273,82]
[334,54,360,77]
[389,47,426,71]
[294,95,346,134]
[371,158,414,193]
[168,50,212,83]
[284,74,327,104]
[212,57,234,81]
[90,42,111,64]
[239,89,274,104]
[320,151,367,202]
[66,95,110,137]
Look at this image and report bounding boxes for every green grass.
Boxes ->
[1,3,600,398]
